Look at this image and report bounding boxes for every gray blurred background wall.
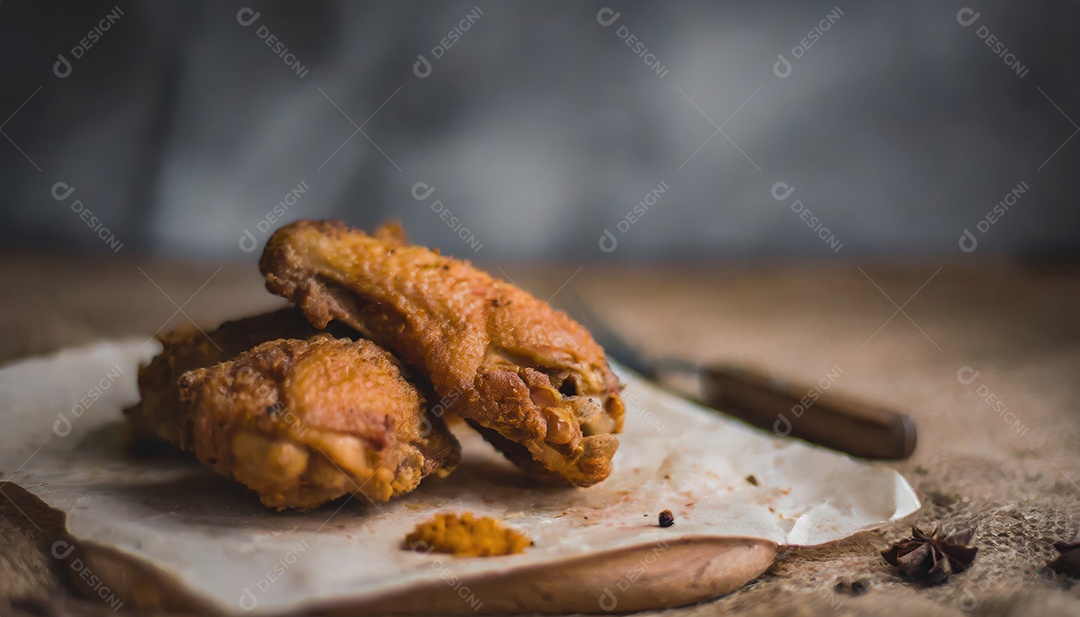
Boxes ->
[3,1,1079,261]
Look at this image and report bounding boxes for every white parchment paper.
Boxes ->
[0,340,919,614]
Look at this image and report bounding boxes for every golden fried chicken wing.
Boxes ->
[178,336,461,510]
[259,220,625,487]
[123,308,323,451]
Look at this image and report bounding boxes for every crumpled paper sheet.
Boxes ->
[0,340,918,614]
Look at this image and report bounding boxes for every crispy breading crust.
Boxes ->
[259,220,625,487]
[178,336,461,510]
[123,308,322,451]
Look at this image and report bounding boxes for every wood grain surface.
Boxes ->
[1,253,1079,617]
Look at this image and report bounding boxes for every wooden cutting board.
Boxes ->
[0,341,916,615]
[2,485,775,614]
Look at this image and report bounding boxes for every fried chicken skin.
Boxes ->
[123,308,323,451]
[259,220,625,487]
[178,336,461,510]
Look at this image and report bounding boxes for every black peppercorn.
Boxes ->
[658,510,675,528]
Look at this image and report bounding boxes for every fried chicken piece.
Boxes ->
[125,307,460,509]
[178,336,461,510]
[123,308,323,452]
[259,220,625,487]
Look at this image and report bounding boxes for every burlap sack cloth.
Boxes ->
[1,256,1078,616]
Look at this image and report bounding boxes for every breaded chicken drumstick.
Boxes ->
[123,308,323,451]
[125,309,460,509]
[260,220,625,487]
[179,335,461,510]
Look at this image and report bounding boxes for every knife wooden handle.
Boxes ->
[697,365,916,460]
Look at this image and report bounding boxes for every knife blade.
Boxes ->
[559,292,917,460]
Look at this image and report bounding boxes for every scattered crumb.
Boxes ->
[779,488,792,496]
[403,512,530,556]
[768,506,776,513]
[745,475,759,486]
[659,509,675,528]
[663,474,671,480]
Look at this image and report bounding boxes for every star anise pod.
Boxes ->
[881,525,978,584]
[1047,540,1080,578]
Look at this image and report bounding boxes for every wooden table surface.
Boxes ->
[1,252,1079,617]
